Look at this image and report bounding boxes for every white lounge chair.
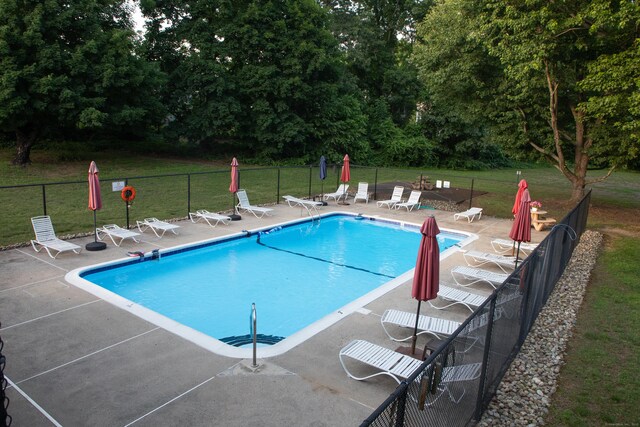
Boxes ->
[282,195,323,216]
[339,340,424,384]
[381,309,461,342]
[30,216,82,258]
[376,186,404,209]
[428,285,488,312]
[236,189,274,218]
[427,362,482,406]
[394,190,422,211]
[189,210,231,227]
[491,238,538,256]
[96,224,141,246]
[323,184,349,202]
[453,207,483,223]
[352,182,370,204]
[136,217,180,238]
[451,266,508,289]
[462,250,516,273]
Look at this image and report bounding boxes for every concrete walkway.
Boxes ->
[0,201,526,426]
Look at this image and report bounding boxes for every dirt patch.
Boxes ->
[374,181,486,204]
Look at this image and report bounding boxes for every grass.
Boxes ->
[545,235,640,426]
[2,147,640,424]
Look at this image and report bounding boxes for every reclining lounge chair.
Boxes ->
[376,186,404,209]
[30,216,82,258]
[236,189,274,218]
[136,217,180,238]
[96,224,141,246]
[428,285,488,312]
[189,210,232,227]
[381,309,461,342]
[352,182,370,204]
[461,250,517,273]
[451,266,508,289]
[394,190,422,211]
[453,207,483,223]
[282,195,323,216]
[323,184,349,203]
[491,238,538,256]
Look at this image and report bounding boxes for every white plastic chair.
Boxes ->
[136,217,180,238]
[451,266,508,289]
[30,216,82,258]
[394,190,422,211]
[376,186,404,208]
[323,184,349,202]
[96,224,141,246]
[428,285,488,312]
[339,340,424,384]
[453,207,483,223]
[353,182,370,204]
[236,189,274,218]
[189,210,232,227]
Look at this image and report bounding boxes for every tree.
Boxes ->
[0,0,165,165]
[414,0,640,201]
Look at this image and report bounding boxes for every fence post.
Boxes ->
[374,168,378,201]
[187,174,191,216]
[277,168,281,204]
[308,165,312,199]
[125,179,130,230]
[41,184,47,216]
[474,297,497,421]
[469,178,475,210]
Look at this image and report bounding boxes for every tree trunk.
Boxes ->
[11,127,37,166]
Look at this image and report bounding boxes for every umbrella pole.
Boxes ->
[514,242,522,269]
[411,301,422,354]
[93,210,98,243]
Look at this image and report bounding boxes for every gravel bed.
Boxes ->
[477,230,603,426]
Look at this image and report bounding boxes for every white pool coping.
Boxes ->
[66,212,478,358]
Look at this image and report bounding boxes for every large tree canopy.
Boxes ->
[414,0,640,201]
[0,0,165,165]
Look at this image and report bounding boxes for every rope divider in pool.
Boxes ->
[252,226,396,279]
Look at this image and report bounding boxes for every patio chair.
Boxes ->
[461,250,516,273]
[381,309,461,342]
[453,207,483,223]
[451,266,508,289]
[96,224,141,246]
[323,184,349,203]
[189,210,232,227]
[30,216,82,258]
[394,190,422,211]
[282,195,323,216]
[491,238,538,256]
[339,339,424,384]
[426,362,483,406]
[352,182,370,204]
[136,217,180,238]
[236,189,274,218]
[428,285,488,312]
[376,186,404,209]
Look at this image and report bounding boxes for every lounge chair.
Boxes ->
[453,207,483,223]
[427,362,483,406]
[451,266,508,289]
[376,186,404,209]
[461,250,516,273]
[381,309,461,342]
[339,340,424,384]
[394,190,422,211]
[136,217,180,238]
[323,184,349,202]
[352,182,370,204]
[491,238,538,256]
[189,210,232,227]
[428,285,488,312]
[96,224,141,246]
[236,189,274,218]
[282,195,323,216]
[30,216,82,258]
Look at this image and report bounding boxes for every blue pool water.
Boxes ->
[68,214,473,357]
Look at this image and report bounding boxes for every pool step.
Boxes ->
[221,334,285,347]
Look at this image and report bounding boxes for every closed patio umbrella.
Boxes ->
[410,216,440,354]
[86,161,106,251]
[229,157,241,220]
[509,192,532,268]
[512,179,529,216]
[339,154,350,205]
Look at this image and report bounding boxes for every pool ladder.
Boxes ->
[250,303,257,367]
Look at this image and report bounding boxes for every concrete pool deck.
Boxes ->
[1,202,534,426]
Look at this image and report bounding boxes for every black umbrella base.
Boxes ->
[229,214,242,221]
[86,241,107,251]
[395,345,426,360]
[320,201,328,206]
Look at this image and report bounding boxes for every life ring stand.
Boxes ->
[121,185,136,204]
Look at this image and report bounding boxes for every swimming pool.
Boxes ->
[66,213,476,358]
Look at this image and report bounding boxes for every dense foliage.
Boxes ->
[2,0,637,180]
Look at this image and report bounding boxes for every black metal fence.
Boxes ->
[360,190,591,426]
[0,323,11,426]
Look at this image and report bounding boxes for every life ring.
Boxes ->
[121,185,136,203]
